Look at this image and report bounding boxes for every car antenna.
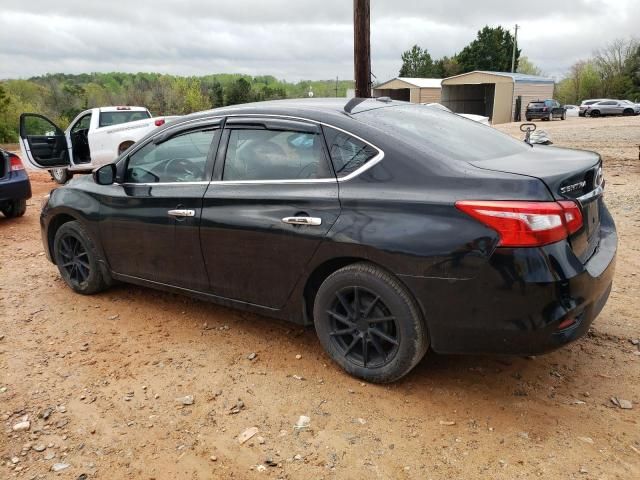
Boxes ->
[344,97,368,114]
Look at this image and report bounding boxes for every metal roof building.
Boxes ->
[372,77,442,104]
[441,71,555,124]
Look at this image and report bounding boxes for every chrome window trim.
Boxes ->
[124,113,385,186]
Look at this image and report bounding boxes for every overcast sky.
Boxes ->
[0,0,637,82]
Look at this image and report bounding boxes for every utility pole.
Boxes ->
[511,24,519,73]
[353,0,371,98]
[335,76,339,97]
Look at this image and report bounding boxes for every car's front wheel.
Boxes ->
[1,199,27,218]
[53,221,110,295]
[313,262,429,383]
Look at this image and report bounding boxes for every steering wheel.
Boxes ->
[163,158,203,181]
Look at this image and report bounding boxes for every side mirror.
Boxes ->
[93,164,116,185]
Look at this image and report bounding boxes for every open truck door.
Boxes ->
[19,114,70,170]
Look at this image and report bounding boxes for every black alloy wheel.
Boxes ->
[53,220,110,294]
[57,234,91,286]
[327,285,400,369]
[314,262,429,383]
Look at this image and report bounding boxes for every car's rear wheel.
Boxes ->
[53,221,109,295]
[526,117,532,122]
[313,262,428,383]
[561,111,566,120]
[1,199,27,218]
[49,168,72,184]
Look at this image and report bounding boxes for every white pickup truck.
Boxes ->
[19,106,178,183]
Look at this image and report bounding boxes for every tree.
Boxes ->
[399,45,436,77]
[457,26,520,73]
[433,56,461,78]
[594,38,639,97]
[517,56,543,76]
[225,78,253,105]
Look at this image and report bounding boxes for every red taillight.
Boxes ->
[9,154,25,172]
[155,119,165,127]
[455,200,583,247]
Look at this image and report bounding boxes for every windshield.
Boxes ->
[99,110,151,127]
[355,104,527,162]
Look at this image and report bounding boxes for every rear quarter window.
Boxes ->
[322,127,379,177]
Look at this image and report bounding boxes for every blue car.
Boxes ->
[0,148,32,218]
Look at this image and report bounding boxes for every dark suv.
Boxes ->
[0,148,32,218]
[526,99,566,121]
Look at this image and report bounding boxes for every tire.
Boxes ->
[1,199,27,218]
[53,220,110,295]
[49,168,72,184]
[590,110,600,117]
[623,108,634,116]
[526,117,532,122]
[313,262,429,383]
[118,141,135,155]
[561,111,566,120]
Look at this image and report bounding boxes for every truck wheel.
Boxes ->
[118,141,135,155]
[49,168,72,184]
[1,199,27,218]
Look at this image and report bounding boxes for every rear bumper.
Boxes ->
[401,205,617,355]
[526,111,551,119]
[0,170,32,203]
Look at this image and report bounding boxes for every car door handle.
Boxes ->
[282,216,322,226]
[168,209,195,218]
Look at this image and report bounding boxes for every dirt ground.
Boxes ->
[1,116,639,480]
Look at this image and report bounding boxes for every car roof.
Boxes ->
[170,98,405,125]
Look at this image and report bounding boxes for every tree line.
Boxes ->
[555,38,639,104]
[398,26,522,78]
[398,26,639,105]
[0,73,353,143]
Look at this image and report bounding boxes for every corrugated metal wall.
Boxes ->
[513,83,555,119]
[419,88,442,103]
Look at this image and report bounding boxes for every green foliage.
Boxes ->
[398,25,519,80]
[399,45,436,77]
[556,38,639,104]
[457,26,520,73]
[517,56,543,76]
[0,73,354,143]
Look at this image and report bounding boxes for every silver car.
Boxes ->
[586,99,640,117]
[579,98,607,117]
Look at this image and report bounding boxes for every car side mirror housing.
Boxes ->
[93,164,116,185]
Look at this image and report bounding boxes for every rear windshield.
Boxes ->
[528,102,545,107]
[355,104,527,162]
[99,110,151,127]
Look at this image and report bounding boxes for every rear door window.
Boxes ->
[222,128,333,181]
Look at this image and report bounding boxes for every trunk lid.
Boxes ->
[469,145,603,263]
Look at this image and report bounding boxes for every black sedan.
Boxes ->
[1,148,31,218]
[22,98,616,383]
